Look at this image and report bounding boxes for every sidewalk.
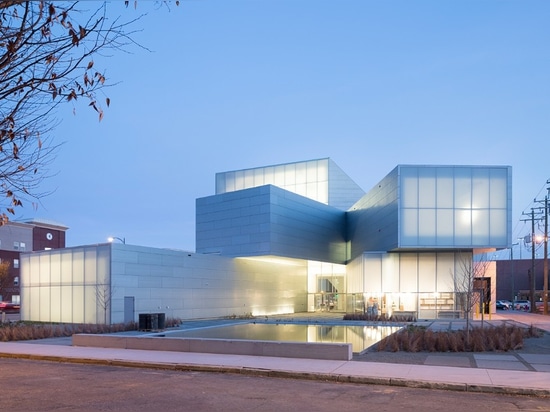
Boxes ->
[1,312,549,397]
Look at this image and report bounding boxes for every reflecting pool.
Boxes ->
[157,323,402,353]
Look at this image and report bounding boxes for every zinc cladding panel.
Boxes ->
[347,167,399,258]
[196,186,272,256]
[327,159,366,211]
[268,186,346,264]
[197,184,346,262]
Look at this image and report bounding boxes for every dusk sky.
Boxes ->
[17,1,550,255]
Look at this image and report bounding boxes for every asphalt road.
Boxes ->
[2,358,549,411]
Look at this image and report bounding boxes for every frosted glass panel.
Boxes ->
[226,172,235,192]
[401,168,418,208]
[317,181,328,204]
[490,169,508,208]
[490,209,508,243]
[234,170,244,190]
[72,250,84,283]
[263,167,274,185]
[295,163,307,184]
[364,255,382,291]
[436,209,454,244]
[418,168,436,208]
[284,163,296,185]
[436,253,456,292]
[472,210,489,244]
[400,254,417,292]
[454,169,471,209]
[316,159,329,181]
[436,168,454,208]
[84,249,98,284]
[61,252,72,283]
[244,169,254,188]
[418,209,436,244]
[382,254,399,292]
[73,286,84,320]
[306,182,318,200]
[472,169,490,208]
[39,254,50,285]
[454,209,472,244]
[61,285,73,323]
[51,286,61,321]
[253,169,265,186]
[39,287,50,322]
[216,173,226,194]
[274,165,285,186]
[307,161,318,181]
[418,253,436,291]
[401,209,418,244]
[295,183,307,197]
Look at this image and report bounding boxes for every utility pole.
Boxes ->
[531,208,537,313]
[521,208,541,313]
[531,184,550,315]
[544,187,549,315]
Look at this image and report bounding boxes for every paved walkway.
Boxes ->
[1,312,549,397]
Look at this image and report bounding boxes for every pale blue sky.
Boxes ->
[18,0,550,252]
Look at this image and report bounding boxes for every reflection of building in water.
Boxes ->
[21,159,510,323]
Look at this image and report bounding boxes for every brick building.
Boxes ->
[0,219,67,303]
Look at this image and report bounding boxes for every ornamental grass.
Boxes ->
[0,317,183,342]
[375,324,541,353]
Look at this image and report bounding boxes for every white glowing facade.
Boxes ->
[20,159,511,323]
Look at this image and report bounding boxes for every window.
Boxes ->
[13,241,26,251]
[13,259,19,268]
[13,277,19,286]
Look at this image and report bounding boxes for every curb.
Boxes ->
[1,352,549,398]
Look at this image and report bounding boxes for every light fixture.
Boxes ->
[108,236,126,244]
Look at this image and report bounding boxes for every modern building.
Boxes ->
[0,219,67,303]
[20,159,512,324]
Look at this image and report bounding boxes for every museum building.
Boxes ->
[20,159,511,324]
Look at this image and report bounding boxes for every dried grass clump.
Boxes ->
[343,313,417,322]
[0,320,142,342]
[375,324,542,353]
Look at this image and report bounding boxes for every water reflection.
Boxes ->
[160,324,401,353]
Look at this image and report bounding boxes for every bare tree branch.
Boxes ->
[0,1,146,221]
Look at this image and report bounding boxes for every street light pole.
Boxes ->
[108,236,126,244]
[510,242,519,303]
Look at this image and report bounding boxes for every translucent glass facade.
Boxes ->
[215,158,365,211]
[216,158,330,204]
[20,245,111,324]
[399,166,511,248]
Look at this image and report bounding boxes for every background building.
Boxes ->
[21,159,511,323]
[0,219,67,303]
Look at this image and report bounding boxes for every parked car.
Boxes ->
[496,300,511,310]
[0,301,20,313]
[514,300,531,311]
